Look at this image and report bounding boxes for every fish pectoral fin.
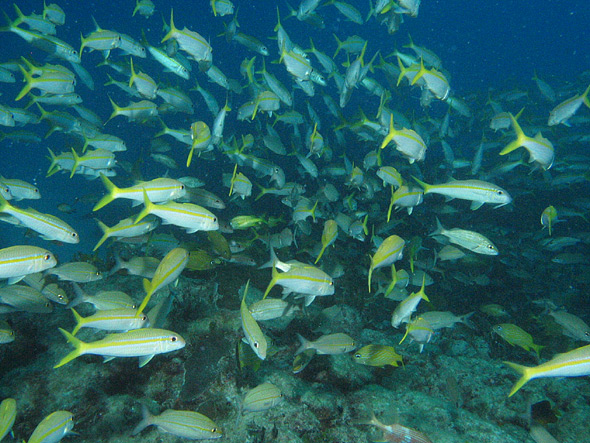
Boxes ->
[138,354,155,368]
[103,356,116,363]
[470,201,484,211]
[6,275,25,285]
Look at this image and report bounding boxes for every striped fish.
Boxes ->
[70,308,149,335]
[135,190,219,234]
[27,410,74,443]
[93,174,186,211]
[0,245,57,284]
[0,194,79,243]
[504,344,590,397]
[132,405,222,440]
[240,281,267,360]
[54,328,185,368]
[0,398,16,440]
[243,382,283,412]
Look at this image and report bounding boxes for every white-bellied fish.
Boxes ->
[54,327,185,368]
[135,190,218,233]
[93,216,159,251]
[242,382,283,412]
[47,262,101,283]
[0,246,57,284]
[380,114,427,164]
[0,285,52,313]
[26,410,74,443]
[0,194,79,243]
[68,283,136,310]
[240,281,267,360]
[295,332,356,355]
[93,174,186,211]
[431,218,498,255]
[70,308,149,336]
[504,344,590,397]
[132,405,222,440]
[547,84,590,126]
[391,276,429,328]
[499,113,554,170]
[412,177,512,210]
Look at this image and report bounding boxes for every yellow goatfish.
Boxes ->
[0,245,57,284]
[135,190,218,233]
[504,344,590,397]
[136,248,188,315]
[0,194,79,243]
[379,114,427,164]
[412,177,512,210]
[240,280,267,360]
[54,327,185,368]
[93,173,186,211]
[499,113,554,171]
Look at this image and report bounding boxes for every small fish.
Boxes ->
[27,410,74,443]
[136,248,188,315]
[47,262,101,283]
[504,344,590,397]
[0,398,16,440]
[243,382,283,412]
[93,174,186,211]
[54,327,185,368]
[368,235,405,292]
[540,206,558,236]
[240,281,267,360]
[380,114,427,164]
[70,308,149,336]
[391,276,429,328]
[431,218,498,255]
[135,190,219,234]
[315,219,338,264]
[0,245,57,285]
[499,113,554,170]
[412,177,512,210]
[353,344,403,368]
[132,405,222,440]
[493,323,544,357]
[93,216,159,251]
[548,310,590,342]
[68,283,136,310]
[295,332,356,355]
[354,411,433,443]
[0,321,15,344]
[0,285,52,313]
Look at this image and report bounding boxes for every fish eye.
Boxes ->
[585,331,590,337]
[354,353,361,358]
[211,428,217,433]
[72,232,78,237]
[44,254,52,261]
[141,315,147,320]
[254,341,259,348]
[180,185,185,190]
[171,336,178,342]
[497,190,504,195]
[58,294,64,300]
[213,217,218,222]
[488,245,495,249]
[329,281,333,286]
